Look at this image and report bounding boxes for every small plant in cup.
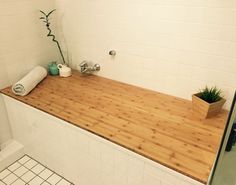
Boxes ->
[192,86,226,118]
[198,86,223,103]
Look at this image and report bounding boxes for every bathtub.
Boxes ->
[1,94,204,185]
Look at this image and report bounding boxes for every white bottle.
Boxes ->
[57,64,72,77]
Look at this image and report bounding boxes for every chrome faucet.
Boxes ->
[79,61,100,74]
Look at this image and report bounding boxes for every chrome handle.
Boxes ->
[93,64,100,71]
[109,50,116,56]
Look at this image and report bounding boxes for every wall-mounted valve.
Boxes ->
[109,50,116,56]
[79,61,100,74]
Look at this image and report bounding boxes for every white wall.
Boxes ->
[56,0,236,109]
[0,0,60,144]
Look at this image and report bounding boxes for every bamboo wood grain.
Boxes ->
[1,71,228,184]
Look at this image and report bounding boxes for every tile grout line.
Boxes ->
[41,171,54,185]
[13,156,53,185]
[0,179,7,185]
[13,158,44,185]
[0,155,31,185]
[1,154,74,185]
[0,154,29,174]
[23,155,74,185]
[9,155,37,185]
[12,155,53,185]
[23,155,71,185]
[24,154,73,184]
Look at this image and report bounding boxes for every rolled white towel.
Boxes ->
[12,66,47,96]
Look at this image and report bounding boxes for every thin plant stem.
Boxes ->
[40,9,66,64]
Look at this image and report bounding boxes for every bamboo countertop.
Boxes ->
[1,71,228,184]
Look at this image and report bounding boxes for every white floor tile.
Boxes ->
[39,169,53,180]
[8,162,21,172]
[0,169,11,180]
[11,179,26,185]
[31,164,45,175]
[18,156,30,164]
[14,166,28,177]
[1,155,73,185]
[47,173,62,185]
[24,159,38,169]
[29,176,44,185]
[2,173,18,185]
[21,171,36,183]
[57,179,71,185]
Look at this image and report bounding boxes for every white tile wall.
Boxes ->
[0,0,60,144]
[56,0,236,109]
[2,95,204,185]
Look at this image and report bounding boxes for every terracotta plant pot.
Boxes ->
[192,93,226,119]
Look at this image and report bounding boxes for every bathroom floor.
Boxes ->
[0,155,73,185]
[217,146,236,185]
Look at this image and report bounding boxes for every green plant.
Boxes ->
[198,86,223,103]
[39,9,66,64]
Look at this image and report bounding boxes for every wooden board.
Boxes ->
[0,71,229,184]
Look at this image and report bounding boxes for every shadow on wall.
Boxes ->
[0,95,12,145]
[0,0,59,146]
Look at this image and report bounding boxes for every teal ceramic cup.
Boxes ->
[48,61,59,76]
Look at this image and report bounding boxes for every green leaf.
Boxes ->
[39,10,47,16]
[46,9,56,18]
[198,86,222,103]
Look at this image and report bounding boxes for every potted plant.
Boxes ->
[192,86,226,118]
